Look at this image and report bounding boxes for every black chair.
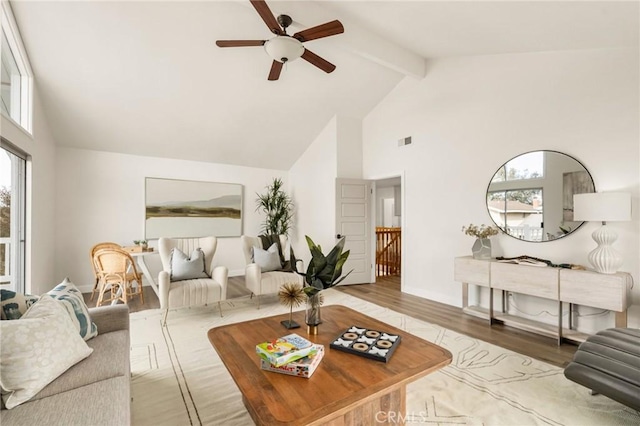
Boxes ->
[564,328,640,411]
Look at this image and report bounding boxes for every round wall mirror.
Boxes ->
[486,151,595,242]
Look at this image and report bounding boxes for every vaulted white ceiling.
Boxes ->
[10,1,638,170]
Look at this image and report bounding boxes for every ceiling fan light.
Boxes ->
[264,36,304,63]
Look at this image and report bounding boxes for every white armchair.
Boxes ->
[158,236,228,325]
[241,235,304,308]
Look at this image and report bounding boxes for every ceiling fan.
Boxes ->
[216,0,344,81]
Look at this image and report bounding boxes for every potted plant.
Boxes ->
[255,178,294,236]
[461,224,500,260]
[133,239,149,251]
[297,236,352,334]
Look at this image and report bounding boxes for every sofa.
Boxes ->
[1,304,131,425]
[564,327,640,411]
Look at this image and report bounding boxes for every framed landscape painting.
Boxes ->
[145,178,243,239]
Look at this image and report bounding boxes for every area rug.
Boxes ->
[129,289,639,425]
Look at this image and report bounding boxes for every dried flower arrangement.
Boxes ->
[461,224,500,239]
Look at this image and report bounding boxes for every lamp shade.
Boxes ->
[573,192,631,222]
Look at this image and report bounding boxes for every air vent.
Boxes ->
[398,136,412,147]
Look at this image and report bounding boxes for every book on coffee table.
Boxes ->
[256,333,317,367]
[260,344,324,378]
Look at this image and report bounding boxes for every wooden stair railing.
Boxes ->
[375,227,401,276]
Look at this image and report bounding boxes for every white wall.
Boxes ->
[1,87,57,295]
[55,147,287,291]
[375,186,394,227]
[288,117,338,267]
[363,48,640,331]
[336,116,363,179]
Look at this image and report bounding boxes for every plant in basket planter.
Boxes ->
[296,236,352,335]
[462,224,500,260]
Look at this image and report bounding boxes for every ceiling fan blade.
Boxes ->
[268,60,283,81]
[216,40,265,47]
[301,49,336,74]
[293,20,344,42]
[250,0,283,35]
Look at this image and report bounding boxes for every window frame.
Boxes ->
[0,138,26,293]
[1,0,33,134]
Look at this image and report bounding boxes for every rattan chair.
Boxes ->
[89,242,122,301]
[93,248,144,306]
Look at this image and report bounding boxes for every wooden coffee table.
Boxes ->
[207,305,452,425]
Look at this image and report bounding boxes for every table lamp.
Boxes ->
[573,192,632,274]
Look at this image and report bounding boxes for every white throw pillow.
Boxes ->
[170,248,209,281]
[0,296,93,409]
[253,243,282,272]
[46,278,98,341]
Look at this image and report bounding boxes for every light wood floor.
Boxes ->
[84,275,577,368]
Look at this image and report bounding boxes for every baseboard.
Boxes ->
[77,283,153,294]
[229,269,244,277]
[77,284,95,294]
[403,286,459,308]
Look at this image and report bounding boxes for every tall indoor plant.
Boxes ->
[299,236,352,334]
[255,177,294,236]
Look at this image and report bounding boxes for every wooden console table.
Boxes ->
[454,256,633,344]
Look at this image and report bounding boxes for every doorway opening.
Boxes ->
[374,177,401,282]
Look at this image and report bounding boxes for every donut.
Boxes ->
[352,343,369,351]
[377,340,393,348]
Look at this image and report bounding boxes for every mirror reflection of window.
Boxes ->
[487,189,543,241]
[491,151,544,182]
[486,151,594,242]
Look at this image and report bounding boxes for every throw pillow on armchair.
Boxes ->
[170,248,209,281]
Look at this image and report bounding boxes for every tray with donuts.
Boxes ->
[329,325,401,362]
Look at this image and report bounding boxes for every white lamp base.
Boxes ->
[588,224,623,274]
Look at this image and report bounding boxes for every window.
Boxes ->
[1,1,32,133]
[0,141,26,293]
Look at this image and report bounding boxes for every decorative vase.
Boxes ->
[140,242,148,250]
[472,238,492,260]
[305,293,322,335]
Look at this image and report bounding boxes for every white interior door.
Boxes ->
[335,178,372,285]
